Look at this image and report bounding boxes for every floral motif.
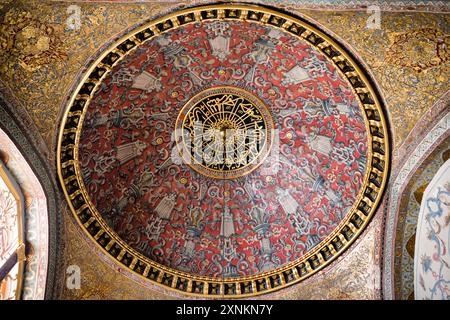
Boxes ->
[414,159,450,300]
[386,28,449,73]
[78,19,368,278]
[0,8,66,74]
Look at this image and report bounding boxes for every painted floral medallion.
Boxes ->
[58,5,389,297]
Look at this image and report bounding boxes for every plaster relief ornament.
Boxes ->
[58,4,389,297]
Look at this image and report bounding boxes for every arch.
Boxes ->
[0,94,61,299]
[0,128,48,299]
[0,158,25,299]
[382,91,450,299]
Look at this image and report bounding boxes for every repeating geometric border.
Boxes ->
[57,4,389,297]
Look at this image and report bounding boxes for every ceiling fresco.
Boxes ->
[0,0,447,300]
[77,17,369,280]
[58,4,388,297]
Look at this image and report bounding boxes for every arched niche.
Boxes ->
[0,128,49,299]
[382,92,449,299]
[0,92,60,299]
[414,159,450,300]
[0,158,25,299]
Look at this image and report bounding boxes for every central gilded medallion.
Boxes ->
[175,87,274,179]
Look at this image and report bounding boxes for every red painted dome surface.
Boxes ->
[78,20,368,278]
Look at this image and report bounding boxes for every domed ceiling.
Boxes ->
[58,4,389,297]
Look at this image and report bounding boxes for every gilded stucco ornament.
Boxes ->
[386,28,449,73]
[0,8,66,75]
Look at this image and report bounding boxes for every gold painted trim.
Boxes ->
[57,4,389,298]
